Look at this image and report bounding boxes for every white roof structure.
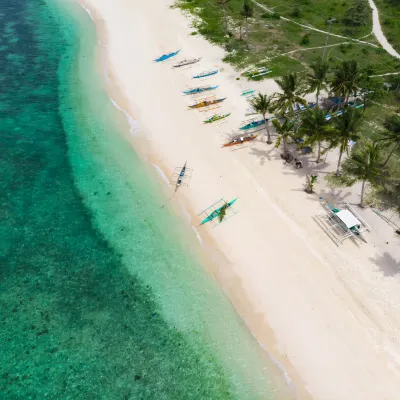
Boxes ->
[314,202,373,246]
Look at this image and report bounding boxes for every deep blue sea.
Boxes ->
[0,0,294,398]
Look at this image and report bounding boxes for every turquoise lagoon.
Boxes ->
[0,0,294,398]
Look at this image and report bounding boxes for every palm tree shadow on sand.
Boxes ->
[370,252,400,277]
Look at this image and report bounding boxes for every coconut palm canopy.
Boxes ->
[341,143,384,207]
[330,60,365,102]
[305,60,330,106]
[250,93,274,143]
[274,72,307,118]
[299,107,332,163]
[379,114,400,166]
[272,118,295,153]
[331,106,363,174]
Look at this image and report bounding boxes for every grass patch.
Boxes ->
[174,0,399,78]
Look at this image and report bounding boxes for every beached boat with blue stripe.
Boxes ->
[183,85,219,95]
[153,49,180,62]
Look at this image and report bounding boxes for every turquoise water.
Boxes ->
[0,0,294,398]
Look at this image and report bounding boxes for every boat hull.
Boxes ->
[200,198,238,225]
[183,85,219,95]
[189,98,226,109]
[154,49,180,62]
[239,120,265,130]
[192,70,218,79]
[223,135,257,147]
[204,113,231,123]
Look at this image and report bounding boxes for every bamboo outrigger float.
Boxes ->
[223,133,258,147]
[188,97,226,109]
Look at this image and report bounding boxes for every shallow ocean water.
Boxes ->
[0,0,293,398]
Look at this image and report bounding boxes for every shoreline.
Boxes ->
[75,1,309,397]
[74,0,400,399]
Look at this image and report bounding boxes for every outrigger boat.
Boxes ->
[241,89,256,96]
[183,85,219,95]
[223,133,258,147]
[154,50,180,62]
[173,57,201,68]
[189,97,226,109]
[192,69,219,79]
[239,118,265,130]
[175,161,187,192]
[204,113,231,124]
[200,198,238,225]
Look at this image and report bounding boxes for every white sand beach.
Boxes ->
[77,0,400,398]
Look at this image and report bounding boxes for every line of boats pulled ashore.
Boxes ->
[154,49,264,148]
[154,50,364,224]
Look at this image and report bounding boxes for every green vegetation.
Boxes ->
[253,60,399,212]
[341,143,384,207]
[250,93,274,143]
[175,0,400,75]
[173,0,400,211]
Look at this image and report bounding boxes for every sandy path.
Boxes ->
[368,0,400,58]
[78,0,400,398]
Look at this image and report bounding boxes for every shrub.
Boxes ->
[300,34,310,45]
[344,0,370,27]
[291,7,302,17]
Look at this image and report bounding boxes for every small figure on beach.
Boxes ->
[294,158,303,169]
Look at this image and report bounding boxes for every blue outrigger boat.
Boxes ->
[239,118,265,130]
[200,198,238,225]
[192,69,219,79]
[183,85,219,95]
[154,50,180,63]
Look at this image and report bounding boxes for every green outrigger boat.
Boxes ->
[204,113,231,124]
[200,198,238,225]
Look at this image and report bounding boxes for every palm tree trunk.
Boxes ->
[316,89,319,108]
[265,118,272,144]
[382,143,398,167]
[336,148,344,175]
[283,137,288,153]
[223,5,228,35]
[360,179,366,207]
[316,141,322,163]
[245,18,249,49]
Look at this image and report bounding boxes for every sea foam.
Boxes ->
[110,97,140,136]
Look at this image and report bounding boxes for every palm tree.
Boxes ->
[330,60,365,104]
[250,93,274,144]
[274,72,307,118]
[376,114,400,167]
[341,143,383,207]
[331,107,363,174]
[305,60,329,106]
[217,0,231,35]
[298,107,331,163]
[241,0,253,50]
[272,119,295,153]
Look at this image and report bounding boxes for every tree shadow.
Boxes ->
[249,145,278,165]
[370,252,400,277]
